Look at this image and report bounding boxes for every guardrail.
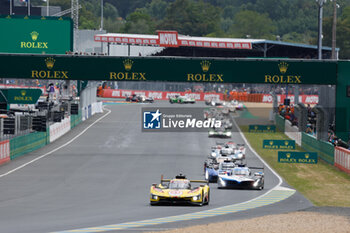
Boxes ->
[335,147,350,174]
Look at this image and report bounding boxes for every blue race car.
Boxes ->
[217,165,264,190]
[205,158,236,182]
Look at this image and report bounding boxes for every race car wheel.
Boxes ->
[206,190,210,205]
[200,191,205,206]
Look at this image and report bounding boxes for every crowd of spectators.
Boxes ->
[65,51,108,56]
[277,101,350,149]
[278,104,298,127]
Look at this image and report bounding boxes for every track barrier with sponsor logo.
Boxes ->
[263,140,295,149]
[278,151,318,164]
[101,89,223,101]
[101,89,317,104]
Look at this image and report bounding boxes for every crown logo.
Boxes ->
[278,62,289,74]
[45,57,55,69]
[200,60,211,72]
[269,141,273,145]
[286,153,291,158]
[267,126,271,130]
[305,154,309,159]
[123,59,133,71]
[30,31,39,41]
[254,126,258,130]
[285,141,289,145]
[21,90,26,96]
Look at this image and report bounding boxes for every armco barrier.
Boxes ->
[275,114,285,132]
[301,132,334,165]
[0,140,10,165]
[49,116,71,143]
[335,147,350,174]
[10,131,48,160]
[284,120,301,146]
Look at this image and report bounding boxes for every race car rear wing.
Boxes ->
[249,166,264,170]
[190,180,209,185]
[160,175,209,185]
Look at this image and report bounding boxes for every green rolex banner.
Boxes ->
[278,151,318,164]
[263,140,295,149]
[0,89,42,104]
[249,125,276,133]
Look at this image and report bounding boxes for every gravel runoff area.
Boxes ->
[148,209,350,233]
[147,102,350,233]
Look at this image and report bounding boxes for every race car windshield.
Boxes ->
[169,180,190,189]
[221,163,236,170]
[233,167,249,176]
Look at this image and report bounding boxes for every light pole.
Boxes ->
[100,0,104,54]
[100,0,104,30]
[316,0,326,60]
[47,0,49,16]
[9,0,12,15]
[331,0,340,59]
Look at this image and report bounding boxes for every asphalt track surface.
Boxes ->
[0,101,312,233]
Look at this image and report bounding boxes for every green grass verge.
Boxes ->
[240,125,350,207]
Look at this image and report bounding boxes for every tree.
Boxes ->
[229,10,276,39]
[145,0,169,20]
[123,10,156,34]
[159,0,222,36]
[103,3,119,19]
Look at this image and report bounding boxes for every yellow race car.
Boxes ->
[150,174,210,206]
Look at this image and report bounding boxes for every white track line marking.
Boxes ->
[0,108,112,179]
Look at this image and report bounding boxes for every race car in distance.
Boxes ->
[169,95,196,104]
[208,127,232,138]
[150,174,210,206]
[217,165,264,190]
[125,94,154,103]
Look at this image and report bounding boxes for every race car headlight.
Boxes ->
[151,194,158,200]
[209,131,214,135]
[253,180,260,187]
[192,194,201,201]
[219,178,226,186]
[227,132,232,136]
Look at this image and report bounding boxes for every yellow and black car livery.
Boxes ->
[150,174,210,206]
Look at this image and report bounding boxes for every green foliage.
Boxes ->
[144,0,169,20]
[228,10,276,39]
[323,6,350,59]
[159,0,222,36]
[46,0,350,58]
[123,10,156,34]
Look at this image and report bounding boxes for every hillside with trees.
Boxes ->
[42,0,350,58]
